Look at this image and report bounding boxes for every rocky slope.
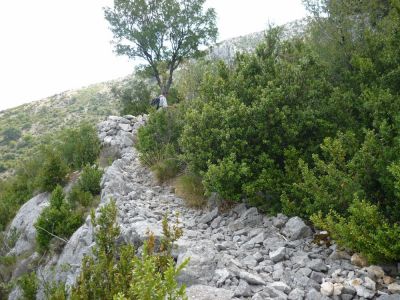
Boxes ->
[0,80,124,178]
[5,115,400,299]
[209,19,307,64]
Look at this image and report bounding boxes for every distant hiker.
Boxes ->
[150,94,168,110]
[150,96,160,109]
[158,94,168,108]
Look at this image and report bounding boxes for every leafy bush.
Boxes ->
[137,106,186,183]
[78,165,103,195]
[112,76,153,116]
[17,272,38,300]
[36,148,69,192]
[68,186,93,208]
[71,201,188,300]
[312,199,400,263]
[59,123,100,169]
[1,127,21,144]
[35,186,83,252]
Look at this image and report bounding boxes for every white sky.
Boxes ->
[0,0,307,111]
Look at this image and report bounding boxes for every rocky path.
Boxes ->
[7,115,400,300]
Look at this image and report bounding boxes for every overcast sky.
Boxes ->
[0,0,307,111]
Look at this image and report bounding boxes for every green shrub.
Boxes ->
[112,76,153,116]
[44,281,67,300]
[36,148,69,192]
[78,165,103,195]
[35,187,83,252]
[1,127,21,144]
[68,186,94,208]
[311,199,400,263]
[59,123,100,169]
[71,201,188,300]
[18,272,38,300]
[137,105,186,153]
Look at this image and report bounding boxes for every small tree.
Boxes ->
[104,0,218,95]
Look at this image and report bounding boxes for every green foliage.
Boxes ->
[311,199,400,263]
[104,0,217,95]
[78,165,103,195]
[35,187,83,252]
[136,106,186,181]
[134,1,400,262]
[1,127,21,144]
[18,272,39,300]
[71,201,188,300]
[68,186,93,208]
[44,281,68,300]
[112,77,153,116]
[37,148,69,192]
[59,123,101,169]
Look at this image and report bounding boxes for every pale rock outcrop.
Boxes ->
[7,193,49,256]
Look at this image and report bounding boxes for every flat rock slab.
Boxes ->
[186,285,234,300]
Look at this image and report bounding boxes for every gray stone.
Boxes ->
[8,193,50,256]
[199,207,218,224]
[377,294,400,300]
[281,217,313,241]
[270,247,286,263]
[186,285,234,300]
[215,268,231,286]
[350,278,376,299]
[288,288,305,300]
[273,213,288,229]
[270,282,291,294]
[363,276,376,291]
[177,240,217,285]
[310,271,324,284]
[234,279,252,297]
[239,270,266,285]
[306,289,329,300]
[308,259,328,272]
[118,123,132,132]
[243,255,258,268]
[247,232,265,245]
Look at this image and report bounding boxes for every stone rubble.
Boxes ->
[6,114,400,299]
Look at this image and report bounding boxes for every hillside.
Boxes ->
[0,80,122,177]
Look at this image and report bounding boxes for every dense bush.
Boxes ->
[112,76,154,116]
[136,1,400,262]
[77,165,103,195]
[71,201,188,300]
[17,272,38,300]
[58,123,100,169]
[36,147,69,192]
[68,165,102,208]
[312,199,400,263]
[68,186,94,208]
[35,186,83,252]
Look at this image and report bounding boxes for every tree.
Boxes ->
[104,0,217,95]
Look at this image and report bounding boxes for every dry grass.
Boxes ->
[173,173,207,208]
